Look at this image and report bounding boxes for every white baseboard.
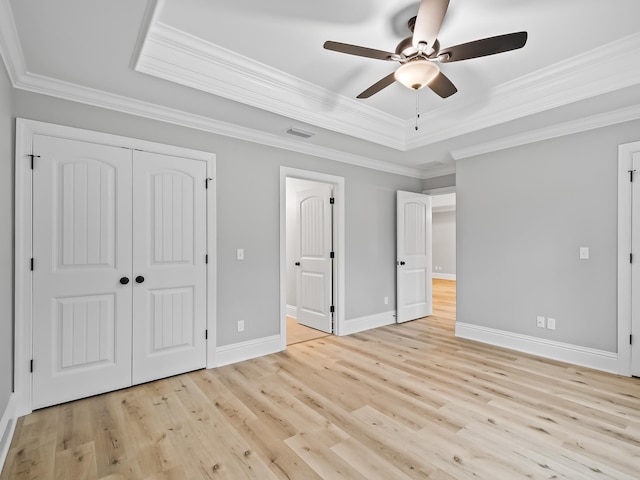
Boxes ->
[339,310,396,336]
[0,394,17,473]
[455,322,620,374]
[286,304,297,319]
[433,273,456,280]
[214,335,283,368]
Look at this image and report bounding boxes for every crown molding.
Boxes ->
[419,164,456,178]
[0,0,24,84]
[16,72,426,178]
[136,22,406,150]
[451,103,640,160]
[405,32,640,150]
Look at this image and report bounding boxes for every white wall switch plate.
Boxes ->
[579,247,589,260]
[384,296,389,305]
[238,320,245,332]
[536,316,545,328]
[237,248,244,260]
[547,317,556,330]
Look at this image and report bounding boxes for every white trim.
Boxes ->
[0,0,23,84]
[452,104,640,160]
[409,32,640,150]
[432,273,456,281]
[286,304,297,320]
[617,142,640,377]
[136,22,404,150]
[280,167,346,349]
[0,394,17,472]
[214,335,282,368]
[206,150,218,369]
[455,323,620,375]
[339,311,396,337]
[14,118,217,415]
[423,186,456,196]
[17,73,424,178]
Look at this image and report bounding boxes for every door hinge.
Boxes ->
[330,197,335,204]
[631,170,636,182]
[28,154,40,170]
[206,177,213,189]
[631,253,633,264]
[330,305,335,313]
[30,258,34,271]
[205,329,208,340]
[631,334,633,345]
[205,254,209,264]
[330,251,335,259]
[30,359,33,373]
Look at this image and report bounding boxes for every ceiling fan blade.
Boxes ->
[324,41,396,61]
[357,72,397,99]
[413,0,450,50]
[428,71,457,98]
[439,31,528,63]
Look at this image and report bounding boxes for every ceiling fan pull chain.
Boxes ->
[415,90,421,131]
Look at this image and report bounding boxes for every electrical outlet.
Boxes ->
[536,316,545,328]
[238,320,245,332]
[547,318,556,330]
[579,247,589,260]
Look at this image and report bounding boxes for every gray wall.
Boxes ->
[423,173,455,191]
[13,90,422,347]
[0,61,14,416]
[432,211,456,275]
[457,119,640,353]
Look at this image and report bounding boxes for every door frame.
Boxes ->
[14,118,217,416]
[618,140,640,377]
[279,167,345,348]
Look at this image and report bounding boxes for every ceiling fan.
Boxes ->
[323,0,528,99]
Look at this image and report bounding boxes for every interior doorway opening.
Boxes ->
[425,187,457,324]
[279,168,345,349]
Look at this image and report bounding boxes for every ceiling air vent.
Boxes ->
[286,127,315,139]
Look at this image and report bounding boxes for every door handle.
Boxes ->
[397,261,406,266]
[135,275,145,284]
[295,262,300,266]
[119,276,130,285]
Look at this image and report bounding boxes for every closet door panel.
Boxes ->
[32,135,133,409]
[132,151,207,384]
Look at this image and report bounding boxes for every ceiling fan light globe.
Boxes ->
[394,60,440,91]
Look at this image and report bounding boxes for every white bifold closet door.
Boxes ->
[32,135,207,409]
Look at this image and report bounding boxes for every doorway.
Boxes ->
[426,187,457,322]
[279,168,345,349]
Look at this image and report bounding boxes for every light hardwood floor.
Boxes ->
[286,316,330,345]
[3,279,640,479]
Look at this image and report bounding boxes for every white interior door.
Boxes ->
[132,151,208,384]
[32,135,133,409]
[397,191,432,323]
[296,184,333,333]
[632,154,640,376]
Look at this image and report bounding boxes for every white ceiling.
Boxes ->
[2,0,640,178]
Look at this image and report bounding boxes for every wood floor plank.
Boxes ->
[3,279,640,479]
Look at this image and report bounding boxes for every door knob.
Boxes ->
[295,262,300,266]
[399,261,406,266]
[119,277,130,285]
[135,275,145,284]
